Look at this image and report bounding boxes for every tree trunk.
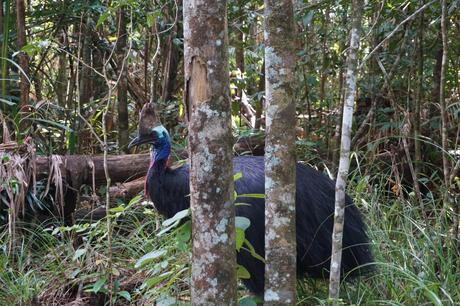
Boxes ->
[332,56,345,169]
[183,0,236,304]
[15,0,29,108]
[1,0,10,101]
[116,9,129,153]
[77,18,92,154]
[328,0,363,303]
[414,0,424,184]
[263,1,297,304]
[254,60,265,130]
[440,0,450,187]
[431,32,442,114]
[56,30,67,107]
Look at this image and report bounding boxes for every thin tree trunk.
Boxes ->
[431,32,442,115]
[33,71,42,102]
[79,20,91,105]
[319,8,329,143]
[77,18,92,154]
[16,0,29,108]
[56,31,67,107]
[183,0,236,304]
[332,61,345,169]
[116,8,129,153]
[1,0,10,101]
[440,0,449,187]
[329,0,363,303]
[255,60,265,130]
[263,1,297,304]
[414,0,424,181]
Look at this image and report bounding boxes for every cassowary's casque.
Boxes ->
[128,104,372,295]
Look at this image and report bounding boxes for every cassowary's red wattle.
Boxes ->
[129,122,373,295]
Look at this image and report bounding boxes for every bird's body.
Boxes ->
[129,123,372,295]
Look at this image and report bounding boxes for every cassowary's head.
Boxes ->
[128,103,171,152]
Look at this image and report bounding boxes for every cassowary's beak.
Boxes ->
[127,133,156,150]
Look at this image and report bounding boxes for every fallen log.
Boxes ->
[35,153,151,188]
[75,177,146,222]
[109,176,145,202]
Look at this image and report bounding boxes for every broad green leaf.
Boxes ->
[135,249,167,268]
[117,291,131,301]
[128,194,143,206]
[97,11,111,28]
[142,271,173,289]
[176,220,191,243]
[109,205,125,213]
[162,209,190,227]
[21,44,38,57]
[237,265,250,279]
[92,278,107,293]
[236,228,245,251]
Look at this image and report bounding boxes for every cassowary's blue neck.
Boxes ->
[152,141,171,164]
[145,139,171,197]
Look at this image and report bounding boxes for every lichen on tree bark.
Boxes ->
[263,1,297,305]
[328,0,363,304]
[183,0,236,305]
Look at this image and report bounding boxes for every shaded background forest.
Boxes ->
[0,0,459,305]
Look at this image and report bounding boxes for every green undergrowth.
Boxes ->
[1,173,459,305]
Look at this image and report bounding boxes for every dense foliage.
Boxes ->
[0,0,459,304]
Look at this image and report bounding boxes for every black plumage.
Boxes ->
[146,154,372,294]
[129,105,372,295]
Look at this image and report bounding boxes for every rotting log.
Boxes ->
[35,153,150,188]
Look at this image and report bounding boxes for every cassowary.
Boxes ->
[128,108,372,295]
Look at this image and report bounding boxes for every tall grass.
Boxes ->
[297,170,459,305]
[0,172,459,305]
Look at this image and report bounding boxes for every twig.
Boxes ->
[360,0,436,67]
